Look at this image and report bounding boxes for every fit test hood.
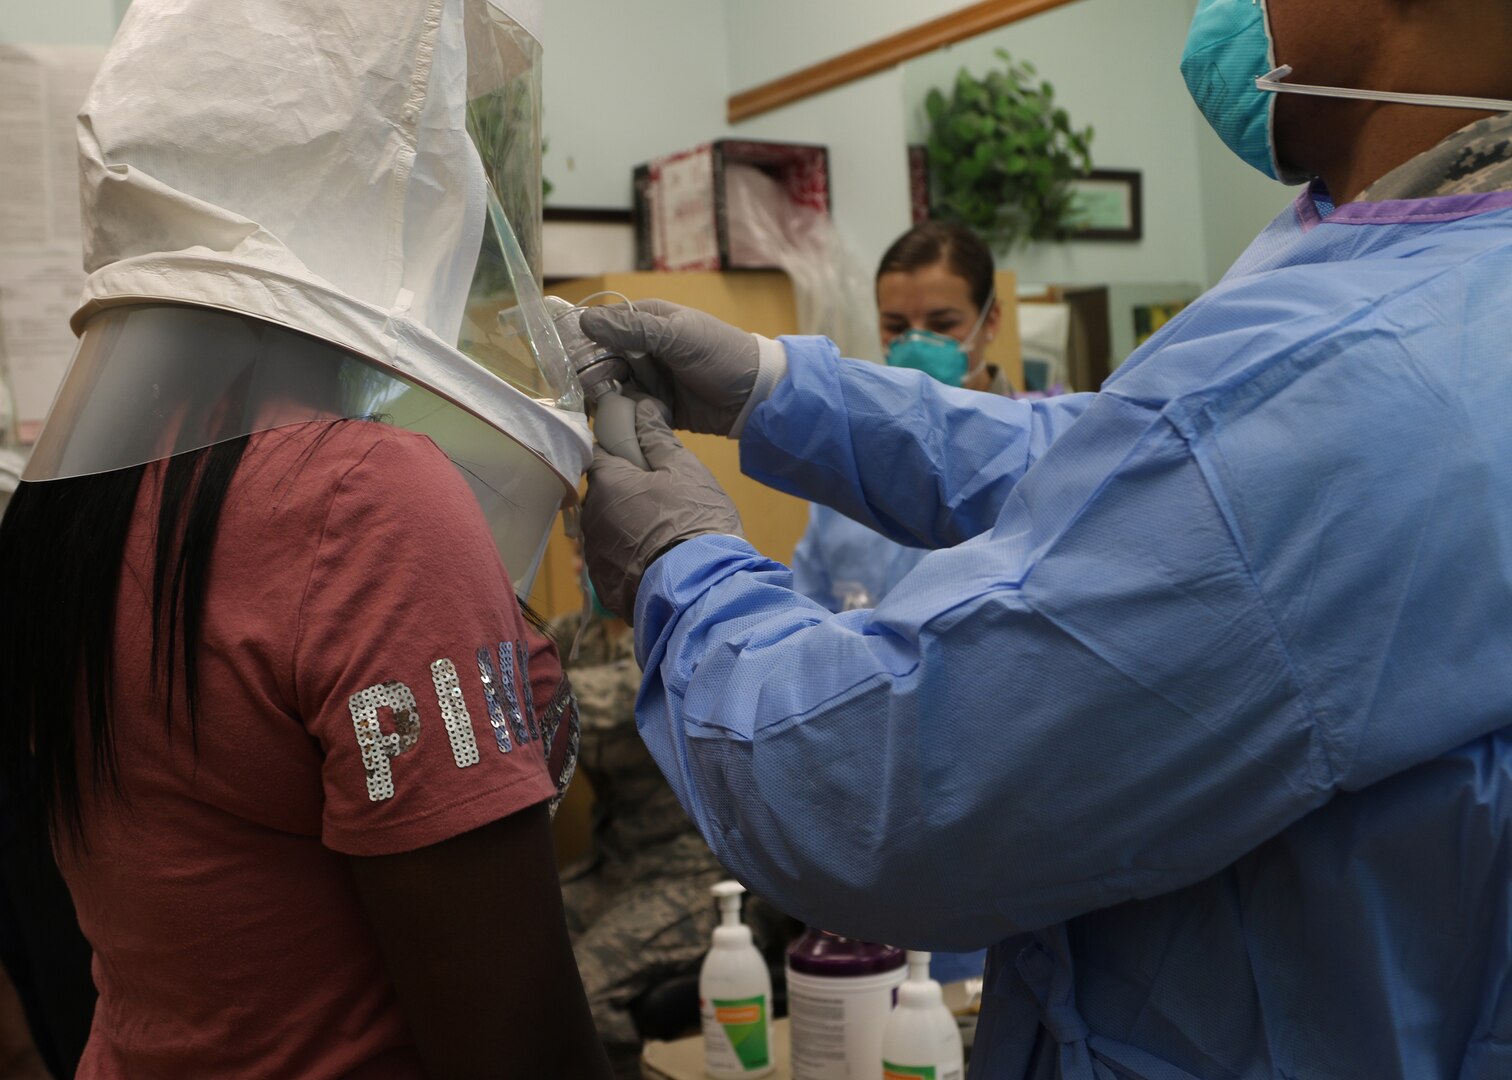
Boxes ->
[25,0,585,593]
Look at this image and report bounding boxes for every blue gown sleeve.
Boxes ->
[633,389,1333,951]
[740,336,1095,550]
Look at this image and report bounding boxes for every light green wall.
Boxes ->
[1191,82,1296,282]
[543,0,732,208]
[1,0,1297,287]
[729,0,1298,286]
[0,0,118,44]
[724,0,981,93]
[729,67,915,307]
[903,0,1206,288]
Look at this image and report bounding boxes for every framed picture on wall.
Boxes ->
[1066,169,1143,242]
[907,145,931,225]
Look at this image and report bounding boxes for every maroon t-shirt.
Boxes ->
[59,421,577,1079]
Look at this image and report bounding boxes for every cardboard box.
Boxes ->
[634,139,831,272]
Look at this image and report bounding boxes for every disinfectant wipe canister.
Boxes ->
[701,882,775,1078]
[881,951,964,1080]
[786,930,907,1079]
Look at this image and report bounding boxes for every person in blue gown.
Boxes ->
[578,2,1512,1076]
[793,222,1009,623]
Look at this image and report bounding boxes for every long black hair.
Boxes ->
[0,435,250,843]
[0,306,360,844]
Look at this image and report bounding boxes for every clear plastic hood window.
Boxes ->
[462,1,581,410]
[26,304,574,590]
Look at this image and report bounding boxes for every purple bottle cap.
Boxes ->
[786,929,906,977]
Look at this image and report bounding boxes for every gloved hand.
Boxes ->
[577,299,761,437]
[582,398,743,622]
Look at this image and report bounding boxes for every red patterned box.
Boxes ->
[634,140,831,272]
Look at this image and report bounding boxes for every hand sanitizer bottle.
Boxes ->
[700,881,775,1078]
[880,951,964,1080]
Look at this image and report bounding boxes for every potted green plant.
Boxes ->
[925,49,1094,250]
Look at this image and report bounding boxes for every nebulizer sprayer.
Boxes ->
[543,292,666,653]
[545,292,665,470]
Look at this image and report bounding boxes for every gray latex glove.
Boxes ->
[582,398,743,623]
[577,299,761,437]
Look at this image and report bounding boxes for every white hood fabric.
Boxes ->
[70,0,588,494]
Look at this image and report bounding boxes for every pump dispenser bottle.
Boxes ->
[880,951,964,1080]
[700,882,775,1078]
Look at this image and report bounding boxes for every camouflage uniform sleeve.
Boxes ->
[551,613,640,736]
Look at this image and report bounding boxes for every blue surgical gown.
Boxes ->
[792,506,986,987]
[631,186,1512,1078]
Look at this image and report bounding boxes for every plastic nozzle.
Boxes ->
[907,950,932,983]
[545,295,654,471]
[591,390,650,470]
[712,881,746,927]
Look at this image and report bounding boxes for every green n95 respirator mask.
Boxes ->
[883,290,994,387]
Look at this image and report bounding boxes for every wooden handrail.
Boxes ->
[727,0,1083,124]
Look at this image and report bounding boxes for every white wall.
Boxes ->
[0,0,118,44]
[542,0,731,208]
[902,0,1207,288]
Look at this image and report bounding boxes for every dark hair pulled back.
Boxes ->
[876,221,996,312]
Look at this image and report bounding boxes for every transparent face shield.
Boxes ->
[23,0,582,590]
[25,305,573,589]
[461,0,580,411]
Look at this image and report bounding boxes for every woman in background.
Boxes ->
[792,222,1006,614]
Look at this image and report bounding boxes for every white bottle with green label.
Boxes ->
[700,881,775,1078]
[880,951,964,1080]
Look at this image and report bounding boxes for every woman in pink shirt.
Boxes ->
[0,0,613,1076]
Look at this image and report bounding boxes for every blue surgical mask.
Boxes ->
[1183,0,1512,184]
[885,291,995,387]
[1181,0,1298,183]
